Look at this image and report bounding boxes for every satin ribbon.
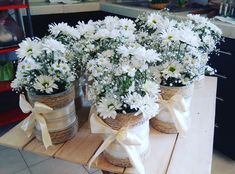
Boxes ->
[88,107,145,174]
[19,94,53,149]
[159,94,188,135]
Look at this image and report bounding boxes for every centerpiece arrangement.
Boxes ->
[75,16,162,174]
[186,14,223,79]
[135,12,222,134]
[11,37,78,148]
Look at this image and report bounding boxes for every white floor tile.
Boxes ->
[29,158,88,174]
[0,148,27,174]
[92,170,103,174]
[20,150,50,166]
[212,151,235,174]
[14,168,31,174]
[83,165,98,173]
[0,145,7,151]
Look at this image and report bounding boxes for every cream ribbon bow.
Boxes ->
[19,94,53,149]
[88,108,145,174]
[159,94,188,135]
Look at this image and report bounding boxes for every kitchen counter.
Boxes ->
[27,1,235,39]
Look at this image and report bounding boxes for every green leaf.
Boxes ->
[1,62,14,81]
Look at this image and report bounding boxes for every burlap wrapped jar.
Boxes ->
[101,113,149,167]
[150,83,194,134]
[27,85,78,144]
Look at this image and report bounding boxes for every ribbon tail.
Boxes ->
[88,135,116,170]
[169,108,188,135]
[120,143,145,174]
[21,114,36,138]
[36,115,52,149]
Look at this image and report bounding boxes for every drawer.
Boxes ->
[218,38,235,54]
[208,53,234,78]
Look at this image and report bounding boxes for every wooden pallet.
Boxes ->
[0,77,217,174]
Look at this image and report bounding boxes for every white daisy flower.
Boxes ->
[161,61,183,80]
[146,13,164,29]
[18,58,41,71]
[119,18,136,31]
[178,27,200,47]
[138,94,159,119]
[142,80,160,96]
[76,20,96,36]
[117,46,130,57]
[17,38,42,59]
[49,22,80,39]
[103,16,120,30]
[33,75,58,94]
[42,38,66,54]
[97,97,122,119]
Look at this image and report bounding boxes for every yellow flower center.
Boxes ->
[42,82,49,88]
[167,35,173,40]
[169,66,176,72]
[27,48,32,53]
[152,19,157,24]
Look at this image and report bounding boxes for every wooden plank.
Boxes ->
[124,128,177,174]
[23,138,64,157]
[92,154,125,174]
[0,121,34,149]
[167,77,217,174]
[23,121,90,157]
[55,122,103,165]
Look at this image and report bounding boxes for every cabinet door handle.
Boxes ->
[216,97,224,102]
[214,74,227,79]
[218,50,232,55]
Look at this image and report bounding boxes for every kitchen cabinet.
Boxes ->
[209,37,235,160]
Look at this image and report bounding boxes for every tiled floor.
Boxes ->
[0,145,102,174]
[0,144,234,174]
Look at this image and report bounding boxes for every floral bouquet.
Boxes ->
[135,12,210,134]
[87,44,161,119]
[11,37,75,94]
[136,12,202,87]
[79,16,162,172]
[186,14,223,77]
[11,37,78,148]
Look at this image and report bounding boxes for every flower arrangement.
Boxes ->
[75,16,162,119]
[136,12,203,86]
[11,37,76,95]
[187,14,222,54]
[87,44,161,119]
[186,14,223,76]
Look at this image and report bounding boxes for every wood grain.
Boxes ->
[92,154,125,174]
[0,121,34,149]
[167,77,217,174]
[23,138,64,157]
[55,123,103,165]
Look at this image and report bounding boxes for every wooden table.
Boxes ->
[0,77,217,174]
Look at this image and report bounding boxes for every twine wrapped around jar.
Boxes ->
[150,83,194,134]
[27,85,78,145]
[102,113,149,168]
[88,106,149,174]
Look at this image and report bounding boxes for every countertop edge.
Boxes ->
[24,1,235,39]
